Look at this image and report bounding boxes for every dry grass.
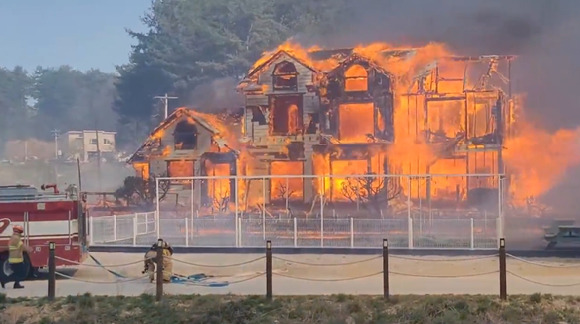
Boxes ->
[2,292,580,323]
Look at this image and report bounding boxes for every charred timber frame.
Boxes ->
[401,55,514,202]
[238,48,516,207]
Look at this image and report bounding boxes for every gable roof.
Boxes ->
[325,53,395,79]
[246,50,318,79]
[127,107,221,163]
[244,47,417,83]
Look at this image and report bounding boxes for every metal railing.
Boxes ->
[89,212,156,246]
[90,213,499,250]
[90,173,505,250]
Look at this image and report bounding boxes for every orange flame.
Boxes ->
[504,123,580,204]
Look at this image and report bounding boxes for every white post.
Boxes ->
[191,209,195,245]
[113,214,117,241]
[498,175,504,239]
[190,179,194,223]
[470,218,474,250]
[350,217,354,248]
[238,216,243,247]
[320,177,324,247]
[262,177,266,241]
[235,177,239,247]
[407,176,413,249]
[185,217,189,247]
[155,177,160,239]
[407,176,412,220]
[408,217,414,249]
[484,210,488,230]
[132,214,137,246]
[89,215,94,245]
[496,217,501,248]
[293,217,298,247]
[144,213,148,234]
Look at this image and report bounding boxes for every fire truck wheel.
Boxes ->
[22,253,32,279]
[0,252,31,282]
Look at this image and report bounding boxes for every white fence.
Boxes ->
[89,212,157,246]
[90,173,505,250]
[90,213,499,250]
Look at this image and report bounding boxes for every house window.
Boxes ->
[174,121,198,150]
[104,139,113,145]
[344,64,368,92]
[272,61,298,91]
[271,95,303,135]
[90,139,98,145]
[167,160,194,177]
[338,103,374,142]
[251,106,267,125]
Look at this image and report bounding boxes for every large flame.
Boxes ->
[504,122,580,204]
[138,41,580,214]
[249,41,580,207]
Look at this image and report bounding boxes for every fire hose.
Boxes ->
[88,253,230,286]
[89,253,128,279]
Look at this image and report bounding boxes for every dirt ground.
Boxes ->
[2,252,580,298]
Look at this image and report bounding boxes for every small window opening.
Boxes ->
[251,106,267,125]
[273,61,298,91]
[344,64,368,92]
[272,96,302,135]
[174,121,198,150]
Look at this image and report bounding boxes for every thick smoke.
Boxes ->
[300,0,580,129]
[185,77,243,113]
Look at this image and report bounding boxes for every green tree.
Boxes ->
[114,0,349,146]
[31,66,117,139]
[0,67,33,146]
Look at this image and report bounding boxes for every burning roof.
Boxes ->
[127,107,235,163]
[242,41,516,89]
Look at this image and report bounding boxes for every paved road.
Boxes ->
[3,252,580,298]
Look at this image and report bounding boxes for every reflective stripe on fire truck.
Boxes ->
[0,220,78,238]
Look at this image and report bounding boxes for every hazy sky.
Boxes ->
[0,1,151,73]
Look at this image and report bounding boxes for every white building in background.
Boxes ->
[60,130,116,162]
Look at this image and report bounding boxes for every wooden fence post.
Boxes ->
[499,238,507,301]
[383,239,389,299]
[266,240,272,300]
[48,242,56,300]
[156,238,164,301]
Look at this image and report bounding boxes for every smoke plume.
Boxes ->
[185,77,243,113]
[301,0,580,129]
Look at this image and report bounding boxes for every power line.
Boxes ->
[154,93,178,119]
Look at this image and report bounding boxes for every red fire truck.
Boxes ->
[0,184,88,281]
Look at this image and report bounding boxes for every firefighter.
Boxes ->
[141,240,174,283]
[142,243,157,283]
[1,225,29,289]
[162,241,174,282]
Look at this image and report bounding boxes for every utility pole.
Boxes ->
[50,129,60,159]
[154,93,178,119]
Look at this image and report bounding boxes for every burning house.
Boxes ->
[127,108,241,210]
[130,42,517,217]
[237,42,514,211]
